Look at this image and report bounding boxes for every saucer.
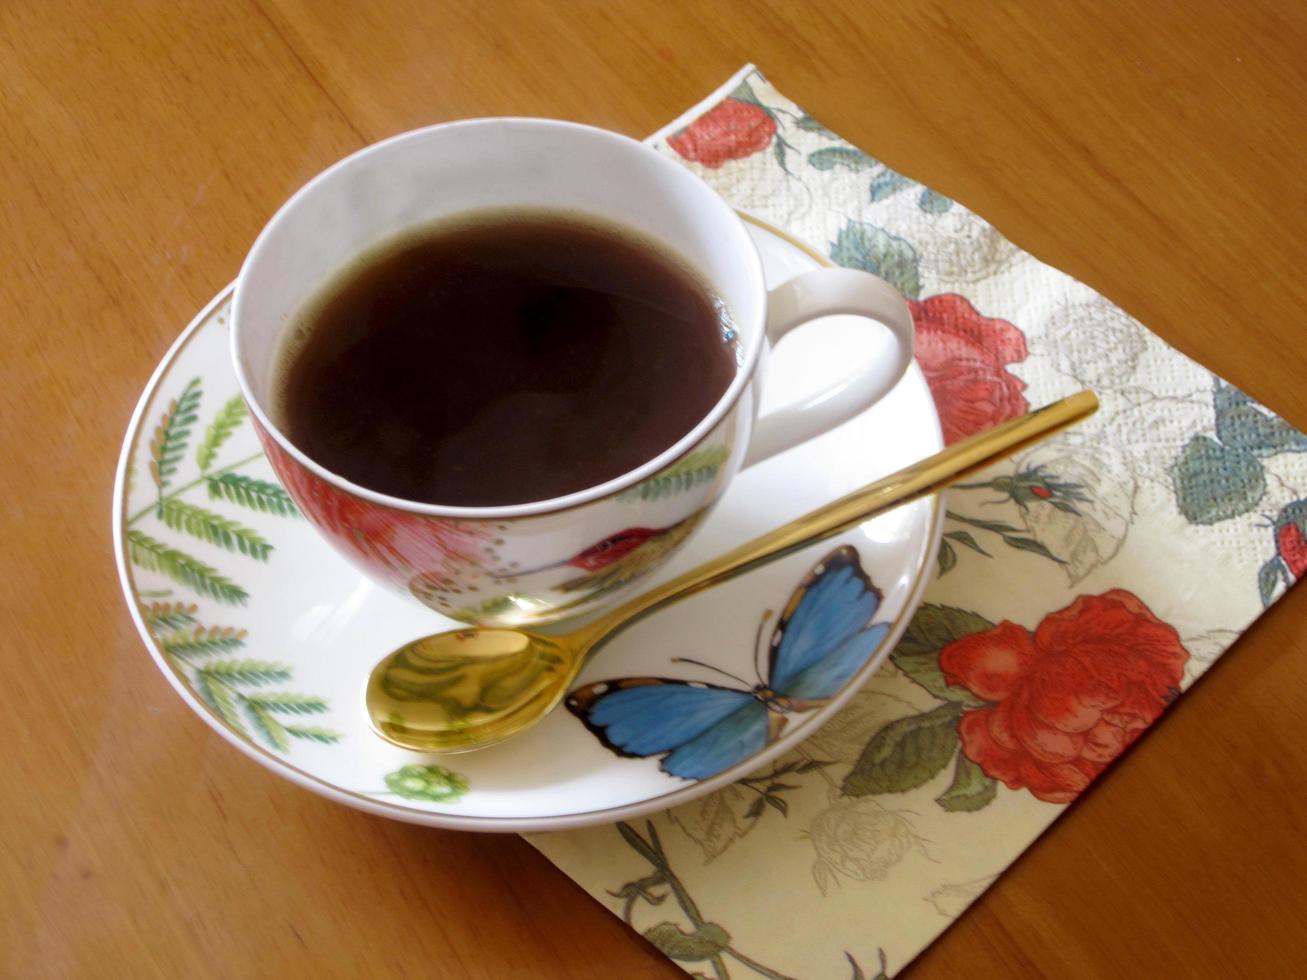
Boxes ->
[112,217,943,832]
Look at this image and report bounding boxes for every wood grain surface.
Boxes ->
[3,1,1305,976]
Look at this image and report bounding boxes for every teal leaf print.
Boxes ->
[868,170,913,202]
[1258,557,1284,607]
[384,765,469,802]
[808,146,877,171]
[843,702,963,797]
[935,753,997,812]
[1170,434,1266,524]
[1213,381,1307,458]
[795,113,839,139]
[829,219,921,299]
[918,188,953,214]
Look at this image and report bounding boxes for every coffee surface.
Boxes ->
[275,211,736,506]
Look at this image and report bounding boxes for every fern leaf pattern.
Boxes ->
[126,530,249,605]
[195,672,247,734]
[156,498,273,560]
[242,692,329,714]
[284,725,341,745]
[207,473,299,517]
[158,625,248,658]
[197,660,292,685]
[149,378,202,490]
[129,377,341,754]
[245,701,291,752]
[196,395,247,472]
[143,601,199,630]
[617,445,730,502]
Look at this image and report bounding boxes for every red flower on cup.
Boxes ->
[255,423,488,592]
[667,98,776,169]
[908,294,1029,445]
[940,590,1188,804]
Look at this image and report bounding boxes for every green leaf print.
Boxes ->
[196,395,247,472]
[130,384,338,754]
[141,601,199,630]
[829,219,921,299]
[643,921,732,962]
[158,625,248,658]
[156,498,273,560]
[242,692,329,715]
[617,446,730,502]
[383,764,470,802]
[197,659,292,685]
[148,377,202,490]
[126,530,249,605]
[935,753,997,812]
[890,605,994,707]
[843,702,963,797]
[936,539,957,575]
[206,473,299,517]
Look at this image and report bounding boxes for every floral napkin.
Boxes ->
[526,66,1307,978]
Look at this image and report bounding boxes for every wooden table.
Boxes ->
[4,1,1305,975]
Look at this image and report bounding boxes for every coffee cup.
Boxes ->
[232,118,914,626]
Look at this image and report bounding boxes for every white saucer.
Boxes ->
[112,217,943,832]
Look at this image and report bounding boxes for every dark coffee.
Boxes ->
[274,210,736,506]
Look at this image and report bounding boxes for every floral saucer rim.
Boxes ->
[112,216,944,831]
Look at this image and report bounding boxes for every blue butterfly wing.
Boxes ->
[781,622,890,699]
[662,699,770,780]
[566,680,755,758]
[769,545,883,693]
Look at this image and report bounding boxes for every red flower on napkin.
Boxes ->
[939,591,1188,804]
[1277,508,1307,581]
[668,98,776,168]
[908,294,1029,444]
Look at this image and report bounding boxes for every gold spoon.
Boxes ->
[367,389,1098,753]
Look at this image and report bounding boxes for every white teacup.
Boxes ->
[232,118,914,626]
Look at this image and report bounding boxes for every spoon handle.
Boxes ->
[581,390,1098,645]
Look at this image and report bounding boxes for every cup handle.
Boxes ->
[741,268,916,468]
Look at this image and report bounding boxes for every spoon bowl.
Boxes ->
[366,390,1099,753]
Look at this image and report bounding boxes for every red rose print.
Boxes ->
[940,590,1188,804]
[908,294,1029,445]
[667,98,776,169]
[255,424,488,591]
[1275,502,1307,581]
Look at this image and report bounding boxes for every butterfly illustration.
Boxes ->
[565,545,890,780]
